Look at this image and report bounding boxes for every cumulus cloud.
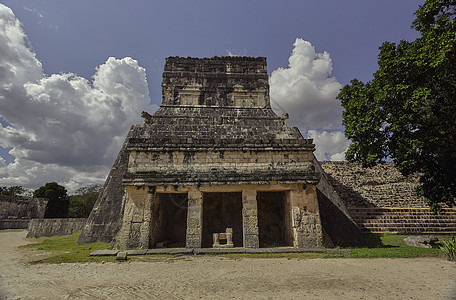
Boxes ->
[308,130,350,161]
[0,5,156,191]
[270,38,348,161]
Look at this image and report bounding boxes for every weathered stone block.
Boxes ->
[126,249,147,255]
[403,236,439,248]
[186,224,202,236]
[116,251,128,261]
[126,222,141,249]
[187,207,202,220]
[89,250,119,256]
[186,234,201,248]
[244,234,259,248]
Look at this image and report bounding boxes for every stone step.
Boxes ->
[354,218,456,221]
[354,220,456,224]
[354,219,456,224]
[346,207,456,234]
[350,210,456,216]
[358,224,456,228]
[348,209,456,214]
[350,211,456,216]
[362,230,456,234]
[359,224,456,229]
[358,225,456,231]
[350,214,456,220]
[360,228,456,233]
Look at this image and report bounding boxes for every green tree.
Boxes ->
[68,184,101,218]
[337,0,456,210]
[34,182,69,218]
[0,186,25,196]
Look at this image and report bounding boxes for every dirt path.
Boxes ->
[1,231,455,300]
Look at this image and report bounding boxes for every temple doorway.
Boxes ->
[150,193,188,248]
[257,191,292,247]
[202,192,243,248]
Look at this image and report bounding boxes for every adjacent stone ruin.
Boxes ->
[0,195,48,229]
[26,218,87,238]
[321,161,426,208]
[321,162,456,234]
[79,56,364,249]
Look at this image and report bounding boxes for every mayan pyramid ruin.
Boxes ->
[78,56,364,249]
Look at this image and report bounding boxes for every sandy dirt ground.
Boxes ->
[0,231,455,300]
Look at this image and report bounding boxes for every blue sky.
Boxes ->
[0,0,423,192]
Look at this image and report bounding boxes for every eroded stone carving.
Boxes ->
[213,228,234,248]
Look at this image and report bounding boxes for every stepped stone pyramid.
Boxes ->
[78,56,364,248]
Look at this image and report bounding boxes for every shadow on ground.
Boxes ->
[362,233,398,249]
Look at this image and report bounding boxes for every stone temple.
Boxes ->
[78,56,364,249]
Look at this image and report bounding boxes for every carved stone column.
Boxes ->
[186,189,203,248]
[118,186,154,249]
[242,189,259,248]
[289,184,323,248]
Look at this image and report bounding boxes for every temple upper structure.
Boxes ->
[78,56,364,249]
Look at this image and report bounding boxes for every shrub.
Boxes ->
[440,236,456,261]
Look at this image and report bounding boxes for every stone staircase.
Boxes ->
[348,207,456,234]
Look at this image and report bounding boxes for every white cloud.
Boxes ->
[269,38,348,161]
[308,130,350,161]
[226,48,247,57]
[24,7,44,19]
[0,4,156,192]
[270,38,343,130]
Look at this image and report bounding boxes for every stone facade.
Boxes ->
[0,195,48,220]
[0,195,48,229]
[320,161,426,208]
[77,138,129,244]
[116,56,324,249]
[26,218,87,238]
[321,161,456,235]
[79,56,365,249]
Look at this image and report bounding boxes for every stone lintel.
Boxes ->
[122,175,320,187]
[155,183,309,193]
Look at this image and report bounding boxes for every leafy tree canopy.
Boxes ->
[337,0,456,210]
[34,182,69,218]
[68,184,101,218]
[0,186,25,197]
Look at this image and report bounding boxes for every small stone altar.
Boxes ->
[213,228,234,248]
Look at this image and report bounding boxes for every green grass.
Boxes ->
[19,232,446,263]
[20,231,114,264]
[223,252,336,259]
[0,229,25,233]
[224,234,445,260]
[347,234,443,258]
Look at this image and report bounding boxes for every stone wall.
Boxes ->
[320,161,456,234]
[315,159,366,246]
[0,195,48,229]
[26,218,87,238]
[0,195,48,219]
[349,207,456,234]
[320,161,426,208]
[0,219,30,229]
[77,135,130,245]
